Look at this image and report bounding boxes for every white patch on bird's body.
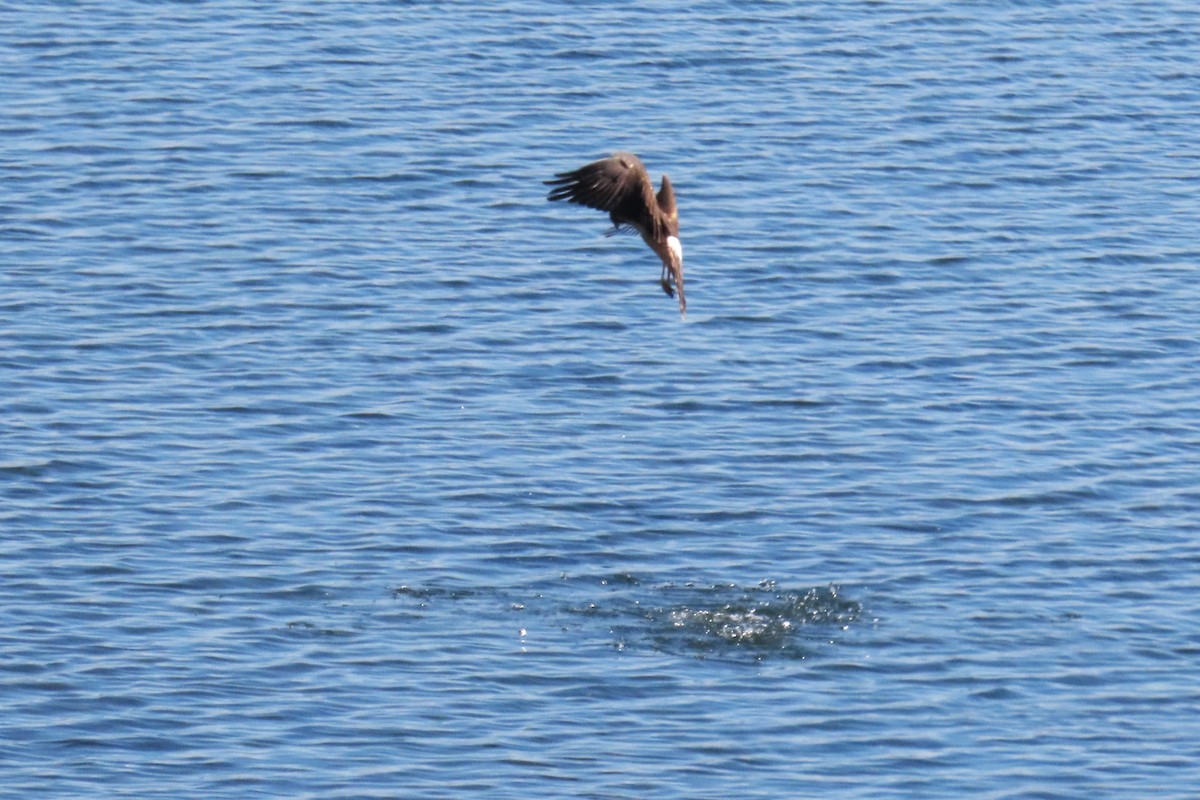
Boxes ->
[667,235,682,264]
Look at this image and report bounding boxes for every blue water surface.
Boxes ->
[3,2,1199,798]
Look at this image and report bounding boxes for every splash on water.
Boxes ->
[631,580,862,661]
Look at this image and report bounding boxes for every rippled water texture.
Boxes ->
[3,2,1199,798]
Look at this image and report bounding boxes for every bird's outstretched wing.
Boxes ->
[655,174,677,231]
[545,152,659,236]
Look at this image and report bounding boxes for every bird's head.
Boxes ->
[667,235,683,271]
[666,235,685,316]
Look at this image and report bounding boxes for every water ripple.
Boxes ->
[3,1,1200,798]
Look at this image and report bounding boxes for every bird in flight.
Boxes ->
[546,153,685,316]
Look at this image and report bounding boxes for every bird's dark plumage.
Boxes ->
[546,153,685,316]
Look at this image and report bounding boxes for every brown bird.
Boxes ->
[546,153,685,316]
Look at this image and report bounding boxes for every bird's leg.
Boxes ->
[660,263,675,298]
